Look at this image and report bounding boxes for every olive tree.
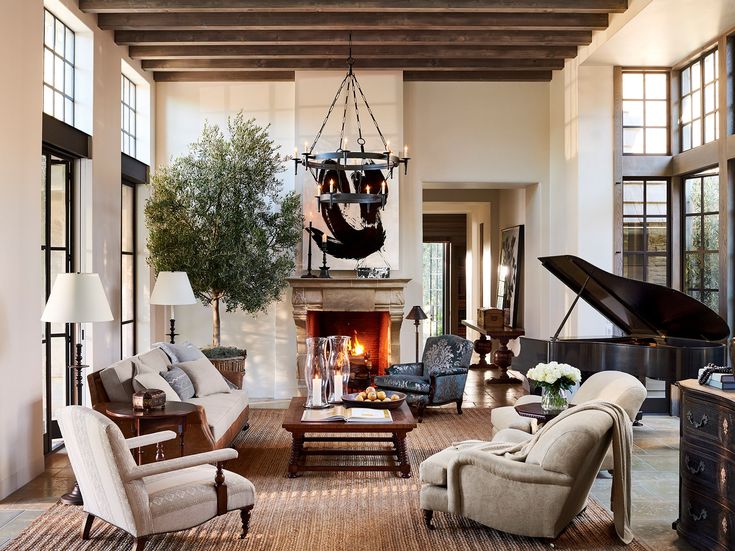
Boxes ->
[146,113,302,347]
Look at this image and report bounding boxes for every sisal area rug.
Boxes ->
[5,408,650,551]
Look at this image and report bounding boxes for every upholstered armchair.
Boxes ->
[58,406,256,551]
[490,370,646,470]
[419,408,615,539]
[375,335,473,422]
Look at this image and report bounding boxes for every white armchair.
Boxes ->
[58,406,255,551]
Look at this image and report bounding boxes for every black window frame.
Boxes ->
[43,9,75,125]
[680,48,719,152]
[121,74,137,158]
[121,178,137,359]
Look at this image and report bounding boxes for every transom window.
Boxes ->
[683,168,719,312]
[622,71,668,155]
[680,49,719,152]
[121,75,137,158]
[622,179,669,285]
[43,10,74,125]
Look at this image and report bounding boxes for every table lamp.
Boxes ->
[41,272,113,505]
[150,271,197,344]
[405,306,428,363]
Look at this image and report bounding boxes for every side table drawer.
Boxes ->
[682,394,732,446]
[680,441,735,496]
[679,482,735,551]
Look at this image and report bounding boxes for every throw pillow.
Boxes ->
[176,357,231,397]
[161,366,196,401]
[132,372,179,402]
[134,348,171,375]
[154,341,205,364]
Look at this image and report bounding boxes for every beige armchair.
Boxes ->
[490,370,646,470]
[58,406,255,551]
[420,408,615,539]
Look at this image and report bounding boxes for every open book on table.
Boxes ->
[301,406,392,423]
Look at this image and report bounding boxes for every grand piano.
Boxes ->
[513,255,731,414]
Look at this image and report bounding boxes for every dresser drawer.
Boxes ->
[679,482,735,551]
[680,441,735,497]
[681,393,734,448]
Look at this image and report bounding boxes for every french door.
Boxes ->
[41,150,74,454]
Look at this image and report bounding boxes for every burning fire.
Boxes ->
[351,331,365,356]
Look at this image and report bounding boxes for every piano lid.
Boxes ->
[540,255,730,341]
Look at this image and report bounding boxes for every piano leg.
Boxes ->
[486,336,523,385]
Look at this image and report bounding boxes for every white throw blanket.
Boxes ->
[452,400,633,544]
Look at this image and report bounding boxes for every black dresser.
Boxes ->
[676,379,735,550]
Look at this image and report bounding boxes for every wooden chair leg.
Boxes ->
[456,399,463,414]
[240,505,254,539]
[423,509,435,529]
[132,536,147,551]
[416,403,426,423]
[80,513,95,540]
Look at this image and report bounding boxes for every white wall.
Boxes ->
[0,0,45,501]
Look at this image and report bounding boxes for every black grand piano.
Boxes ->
[513,255,731,414]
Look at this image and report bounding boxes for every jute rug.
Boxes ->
[5,408,650,551]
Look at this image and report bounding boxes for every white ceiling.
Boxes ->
[583,0,735,67]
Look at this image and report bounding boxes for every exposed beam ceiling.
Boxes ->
[80,1,628,82]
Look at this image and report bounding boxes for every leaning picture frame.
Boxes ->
[497,225,524,328]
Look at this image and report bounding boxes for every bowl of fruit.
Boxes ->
[342,387,406,410]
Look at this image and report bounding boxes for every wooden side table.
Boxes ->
[514,402,567,423]
[105,401,197,465]
[462,320,525,384]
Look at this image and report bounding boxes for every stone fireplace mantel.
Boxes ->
[287,278,410,385]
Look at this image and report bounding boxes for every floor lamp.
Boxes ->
[41,272,113,505]
[150,271,197,344]
[405,306,428,363]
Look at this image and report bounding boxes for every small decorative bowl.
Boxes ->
[342,390,406,410]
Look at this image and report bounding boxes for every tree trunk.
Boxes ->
[212,296,221,348]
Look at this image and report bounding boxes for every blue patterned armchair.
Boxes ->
[375,335,473,422]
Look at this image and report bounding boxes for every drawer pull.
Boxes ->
[687,411,709,429]
[688,505,707,522]
[684,455,705,475]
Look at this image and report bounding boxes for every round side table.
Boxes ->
[105,401,197,465]
[514,402,568,424]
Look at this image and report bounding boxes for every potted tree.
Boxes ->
[146,113,302,373]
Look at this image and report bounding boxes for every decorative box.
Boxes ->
[477,308,504,331]
[132,389,166,411]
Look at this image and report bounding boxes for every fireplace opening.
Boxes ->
[306,311,391,376]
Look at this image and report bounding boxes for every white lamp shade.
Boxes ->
[41,273,114,323]
[150,271,197,305]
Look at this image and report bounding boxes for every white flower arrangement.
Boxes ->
[526,361,581,391]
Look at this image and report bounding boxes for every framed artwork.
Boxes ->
[497,225,524,328]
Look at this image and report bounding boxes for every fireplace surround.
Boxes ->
[287,278,410,386]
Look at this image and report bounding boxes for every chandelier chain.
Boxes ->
[354,77,389,150]
[338,76,351,151]
[308,72,350,154]
[350,76,366,152]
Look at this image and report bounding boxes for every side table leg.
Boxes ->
[485,337,522,385]
[288,433,303,478]
[155,442,164,462]
[179,422,185,458]
[471,335,492,369]
[134,420,142,465]
[395,432,411,479]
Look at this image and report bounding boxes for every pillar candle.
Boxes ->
[312,374,323,406]
[333,376,343,402]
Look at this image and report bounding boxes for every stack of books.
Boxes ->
[699,368,735,390]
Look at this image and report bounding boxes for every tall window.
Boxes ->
[683,168,719,312]
[121,181,136,358]
[622,179,669,285]
[423,242,447,337]
[121,75,137,157]
[43,10,74,125]
[622,71,668,155]
[680,49,719,151]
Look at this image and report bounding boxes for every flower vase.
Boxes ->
[541,386,568,413]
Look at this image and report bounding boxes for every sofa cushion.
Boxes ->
[177,357,230,397]
[161,366,196,401]
[132,372,180,402]
[134,348,171,375]
[187,389,249,441]
[154,341,205,364]
[375,374,430,394]
[99,358,136,402]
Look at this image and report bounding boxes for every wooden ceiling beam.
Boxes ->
[142,58,565,71]
[129,45,579,60]
[97,12,609,31]
[404,70,552,81]
[82,0,626,14]
[154,71,295,82]
[116,29,593,46]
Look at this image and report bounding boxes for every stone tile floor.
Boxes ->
[0,366,691,550]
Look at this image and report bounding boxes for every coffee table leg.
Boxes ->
[288,433,304,478]
[395,432,411,478]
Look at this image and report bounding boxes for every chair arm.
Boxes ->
[386,363,424,376]
[430,367,468,378]
[449,449,573,487]
[124,448,239,481]
[126,430,178,450]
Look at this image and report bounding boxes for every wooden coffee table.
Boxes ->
[281,397,417,478]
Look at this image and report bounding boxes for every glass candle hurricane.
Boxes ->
[304,336,329,409]
[327,335,351,404]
